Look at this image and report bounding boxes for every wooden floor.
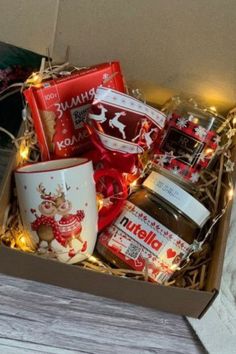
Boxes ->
[0,273,206,354]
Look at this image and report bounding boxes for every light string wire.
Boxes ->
[131,102,236,275]
[0,109,235,247]
[0,59,235,284]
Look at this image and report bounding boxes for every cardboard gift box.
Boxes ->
[0,113,235,319]
[0,0,236,319]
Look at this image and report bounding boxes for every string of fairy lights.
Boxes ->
[0,62,235,275]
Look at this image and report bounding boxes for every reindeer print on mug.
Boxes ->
[89,103,127,140]
[132,119,159,149]
[109,111,127,139]
[31,183,87,259]
[88,104,108,123]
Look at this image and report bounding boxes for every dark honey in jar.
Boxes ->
[97,170,210,283]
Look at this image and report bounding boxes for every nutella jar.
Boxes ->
[97,171,210,284]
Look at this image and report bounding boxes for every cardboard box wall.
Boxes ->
[1,0,236,111]
[0,0,235,318]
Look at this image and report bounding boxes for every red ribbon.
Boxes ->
[85,128,138,174]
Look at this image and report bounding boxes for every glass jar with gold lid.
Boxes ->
[153,95,227,185]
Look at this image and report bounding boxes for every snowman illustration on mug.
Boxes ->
[31,183,87,261]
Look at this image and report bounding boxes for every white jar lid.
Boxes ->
[143,171,211,227]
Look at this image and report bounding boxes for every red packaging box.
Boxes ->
[24,62,125,160]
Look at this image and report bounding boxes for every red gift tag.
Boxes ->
[24,62,125,160]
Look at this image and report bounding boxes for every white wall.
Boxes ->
[53,0,236,111]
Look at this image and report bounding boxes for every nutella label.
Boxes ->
[98,201,191,283]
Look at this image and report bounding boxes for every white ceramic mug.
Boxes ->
[15,158,126,264]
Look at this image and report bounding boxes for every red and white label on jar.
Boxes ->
[98,201,191,284]
[155,114,220,183]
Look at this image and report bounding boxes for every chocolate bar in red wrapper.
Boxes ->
[24,62,125,160]
[88,87,166,174]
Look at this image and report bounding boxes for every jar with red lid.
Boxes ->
[97,170,210,283]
